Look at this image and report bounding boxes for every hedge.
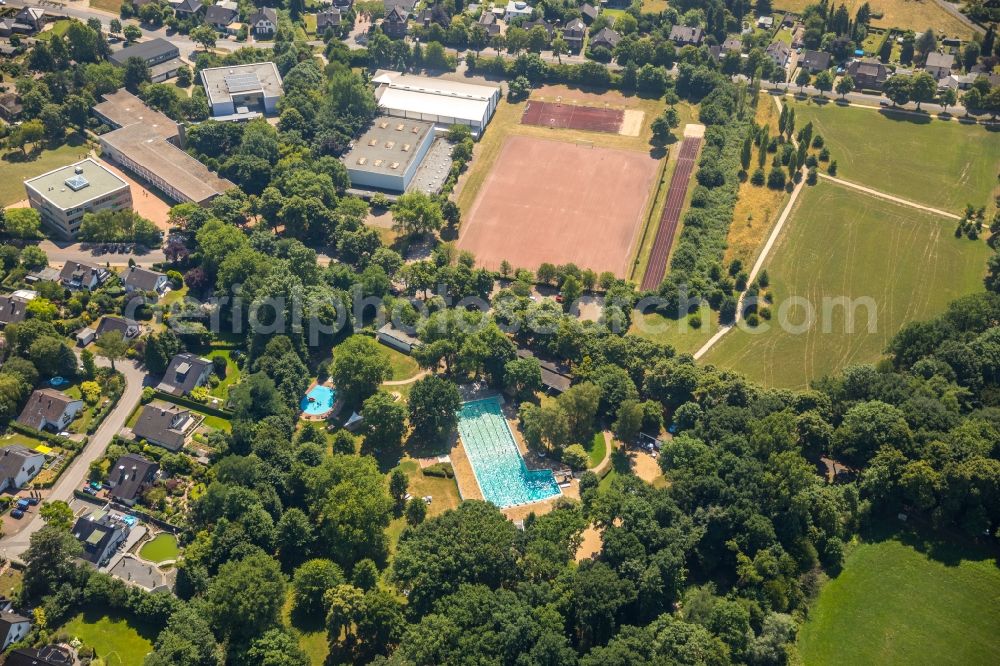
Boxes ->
[7,421,85,450]
[152,390,234,419]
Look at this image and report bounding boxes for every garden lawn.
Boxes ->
[0,134,90,206]
[379,343,420,381]
[798,530,1000,665]
[772,0,975,38]
[385,459,461,555]
[62,610,155,666]
[703,181,991,388]
[586,431,606,468]
[631,305,720,356]
[138,533,179,563]
[790,100,1000,213]
[89,0,124,13]
[207,349,241,398]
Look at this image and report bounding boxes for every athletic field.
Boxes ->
[702,181,991,388]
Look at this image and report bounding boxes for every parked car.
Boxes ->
[15,499,30,511]
[27,497,39,506]
[10,509,24,519]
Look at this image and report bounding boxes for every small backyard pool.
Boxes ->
[457,396,560,508]
[300,384,336,417]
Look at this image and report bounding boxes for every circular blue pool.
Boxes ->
[301,385,336,416]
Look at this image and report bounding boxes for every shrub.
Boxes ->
[689,314,702,329]
[423,462,454,478]
[811,134,824,148]
[751,168,766,186]
[767,167,787,189]
[141,386,155,404]
[561,444,589,471]
[746,313,760,327]
[759,306,772,320]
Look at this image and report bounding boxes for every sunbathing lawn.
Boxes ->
[62,611,155,666]
[587,431,606,468]
[138,533,179,563]
[379,343,420,381]
[385,459,461,555]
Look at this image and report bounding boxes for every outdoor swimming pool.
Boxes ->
[457,396,560,508]
[301,384,336,416]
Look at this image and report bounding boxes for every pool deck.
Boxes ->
[449,394,579,519]
[299,381,340,421]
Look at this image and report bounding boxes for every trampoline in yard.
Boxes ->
[457,396,560,508]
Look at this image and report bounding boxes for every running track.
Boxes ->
[640,137,702,291]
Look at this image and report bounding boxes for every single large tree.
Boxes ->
[391,191,444,237]
[207,552,286,641]
[407,375,461,441]
[95,329,129,371]
[331,336,391,406]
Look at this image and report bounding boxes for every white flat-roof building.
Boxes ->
[343,117,436,193]
[372,71,501,133]
[200,62,284,119]
[24,159,132,239]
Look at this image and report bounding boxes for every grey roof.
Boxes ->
[522,19,554,35]
[96,316,141,339]
[24,159,129,213]
[17,389,80,431]
[378,322,421,348]
[925,51,954,69]
[108,38,179,66]
[173,0,204,13]
[800,49,831,69]
[580,3,597,19]
[121,265,166,292]
[72,511,124,564]
[247,6,278,25]
[205,3,238,25]
[669,25,702,44]
[344,117,434,179]
[132,403,193,450]
[59,261,104,287]
[516,349,572,392]
[383,0,417,10]
[199,62,284,109]
[386,4,409,22]
[0,445,43,487]
[722,37,742,52]
[0,610,30,648]
[156,353,213,395]
[93,89,178,134]
[0,295,28,326]
[590,27,621,49]
[5,646,75,666]
[766,41,790,60]
[109,453,158,502]
[316,8,342,30]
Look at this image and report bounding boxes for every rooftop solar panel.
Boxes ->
[225,73,262,93]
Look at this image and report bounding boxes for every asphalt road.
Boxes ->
[38,240,166,268]
[0,357,148,564]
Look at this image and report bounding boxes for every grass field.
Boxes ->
[379,343,420,381]
[384,459,461,554]
[138,533,179,563]
[774,0,976,38]
[798,527,1000,665]
[62,611,155,666]
[89,0,124,13]
[0,134,90,207]
[206,349,241,398]
[703,181,991,388]
[790,100,1000,213]
[586,431,606,467]
[631,304,720,356]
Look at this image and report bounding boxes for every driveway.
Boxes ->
[0,357,148,564]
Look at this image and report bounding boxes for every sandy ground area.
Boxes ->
[531,84,640,108]
[575,524,603,562]
[620,110,645,137]
[630,449,664,485]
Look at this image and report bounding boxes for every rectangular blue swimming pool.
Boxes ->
[457,396,560,508]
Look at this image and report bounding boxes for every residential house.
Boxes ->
[799,49,832,72]
[924,51,955,80]
[668,25,702,47]
[59,261,107,290]
[478,10,500,36]
[0,611,31,651]
[5,646,76,666]
[757,15,773,29]
[205,1,239,31]
[0,93,23,122]
[505,0,533,20]
[415,7,434,27]
[0,445,46,493]
[108,453,159,506]
[121,265,168,296]
[383,5,409,38]
[17,389,83,433]
[710,36,742,62]
[579,3,598,23]
[0,7,46,37]
[765,41,790,69]
[132,403,200,451]
[315,7,343,32]
[333,0,353,6]
[72,508,128,566]
[247,6,278,36]
[382,0,417,11]
[603,0,629,8]
[171,0,205,18]
[95,315,142,341]
[156,353,214,396]
[0,295,29,327]
[589,26,621,51]
[562,17,586,52]
[75,328,96,347]
[522,19,554,36]
[846,58,889,90]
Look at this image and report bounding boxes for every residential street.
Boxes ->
[0,357,148,564]
[38,240,166,268]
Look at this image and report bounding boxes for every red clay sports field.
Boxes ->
[521,101,625,133]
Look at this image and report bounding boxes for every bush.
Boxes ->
[750,168,766,186]
[746,313,760,327]
[561,444,589,471]
[811,134,824,148]
[689,314,702,329]
[767,167,787,189]
[141,386,155,404]
[423,462,455,478]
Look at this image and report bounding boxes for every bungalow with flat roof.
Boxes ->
[132,402,200,451]
[156,353,214,396]
[669,25,702,46]
[200,62,284,119]
[108,453,159,506]
[17,389,83,432]
[0,445,46,494]
[377,322,423,354]
[59,261,108,290]
[121,265,168,295]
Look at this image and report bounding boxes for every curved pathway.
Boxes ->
[382,369,430,386]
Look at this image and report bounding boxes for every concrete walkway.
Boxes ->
[816,173,962,220]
